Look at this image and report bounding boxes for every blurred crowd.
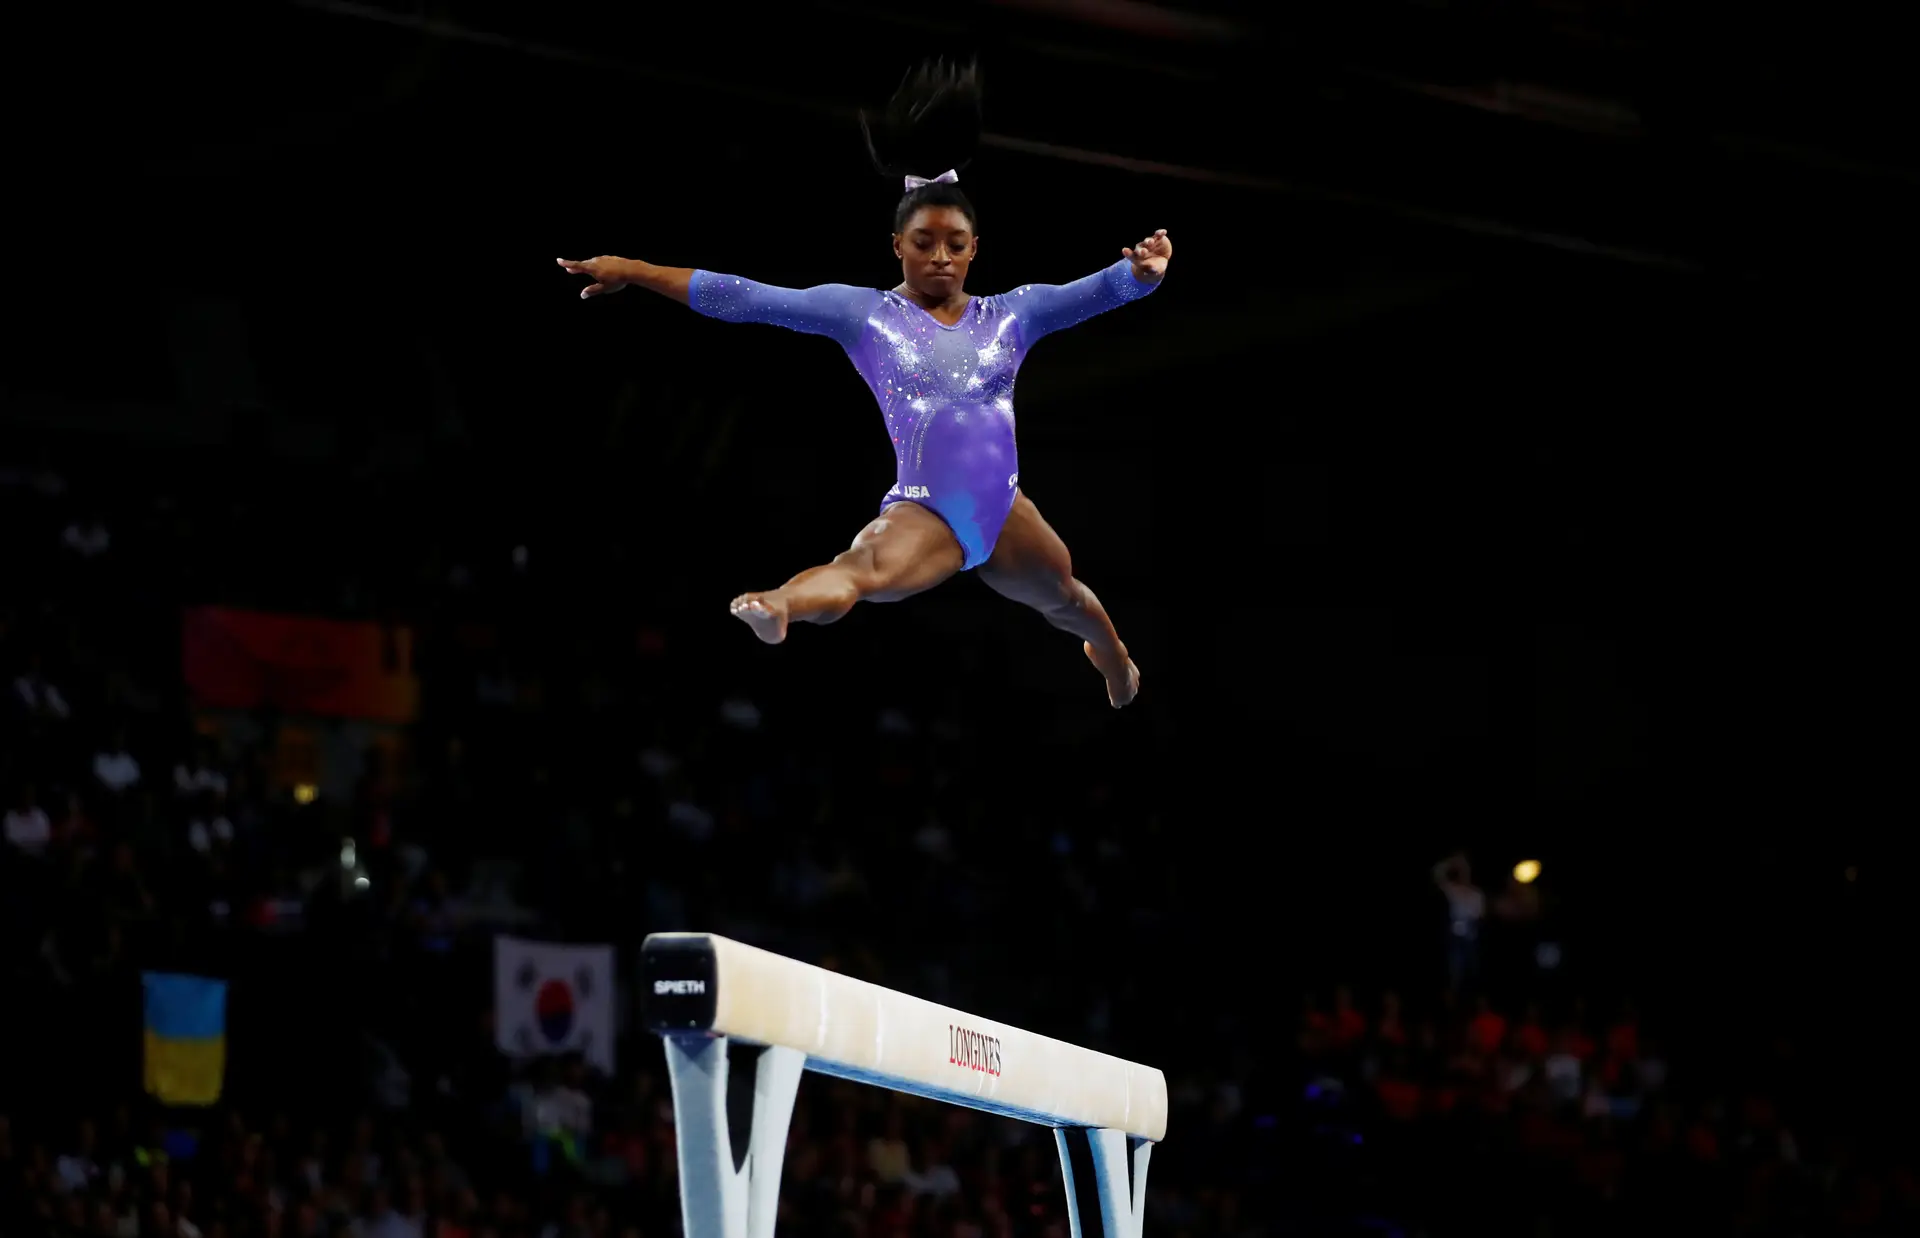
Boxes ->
[0,450,1226,1238]
[5,446,1915,1238]
[1301,975,1920,1235]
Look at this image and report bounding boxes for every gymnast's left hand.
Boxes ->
[1122,230,1172,283]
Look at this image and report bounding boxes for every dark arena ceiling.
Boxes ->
[21,0,1920,283]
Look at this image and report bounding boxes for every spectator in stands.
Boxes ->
[1561,997,1598,1059]
[1513,1000,1550,1059]
[912,1137,961,1200]
[95,840,157,923]
[51,1119,99,1196]
[61,510,112,560]
[1492,1025,1534,1106]
[663,771,716,844]
[1298,993,1330,1059]
[5,784,52,857]
[1607,997,1641,1062]
[13,653,70,723]
[406,869,462,957]
[0,452,66,501]
[1376,990,1407,1048]
[518,1057,594,1178]
[1374,1047,1422,1123]
[174,737,230,800]
[1637,1033,1668,1095]
[186,789,236,857]
[870,1106,914,1186]
[1433,851,1485,993]
[55,790,95,853]
[93,726,143,796]
[1544,1029,1584,1104]
[363,1181,422,1238]
[1328,985,1369,1053]
[1467,994,1508,1056]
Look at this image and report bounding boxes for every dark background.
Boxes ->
[7,0,1912,1129]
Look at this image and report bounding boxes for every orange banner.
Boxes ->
[182,607,420,723]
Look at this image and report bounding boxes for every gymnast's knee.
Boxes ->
[1037,573,1085,617]
[828,545,884,601]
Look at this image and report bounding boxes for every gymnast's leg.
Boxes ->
[730,502,965,644]
[977,493,1140,708]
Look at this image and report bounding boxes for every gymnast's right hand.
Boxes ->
[556,255,636,299]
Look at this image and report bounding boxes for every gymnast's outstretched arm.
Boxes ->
[1009,229,1173,344]
[556,256,875,349]
[556,255,697,304]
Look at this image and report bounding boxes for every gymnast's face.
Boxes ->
[893,206,977,300]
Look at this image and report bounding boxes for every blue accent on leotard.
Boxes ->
[687,261,1157,569]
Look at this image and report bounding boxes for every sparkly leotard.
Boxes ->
[687,260,1158,569]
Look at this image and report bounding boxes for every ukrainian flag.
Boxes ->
[142,972,227,1107]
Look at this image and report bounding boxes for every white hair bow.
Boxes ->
[903,169,960,191]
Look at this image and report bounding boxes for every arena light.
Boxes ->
[1513,859,1542,884]
[644,932,1165,1238]
[293,783,318,805]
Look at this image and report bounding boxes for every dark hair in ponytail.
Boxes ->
[860,59,984,233]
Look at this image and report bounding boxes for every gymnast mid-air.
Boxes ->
[557,61,1171,707]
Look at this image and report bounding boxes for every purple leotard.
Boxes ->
[687,260,1158,569]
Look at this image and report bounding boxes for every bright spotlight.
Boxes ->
[1513,859,1542,884]
[294,783,318,805]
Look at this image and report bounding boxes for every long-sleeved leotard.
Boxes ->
[686,260,1158,569]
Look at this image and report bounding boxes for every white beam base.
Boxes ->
[647,933,1166,1237]
[663,1035,806,1238]
[1057,1127,1153,1238]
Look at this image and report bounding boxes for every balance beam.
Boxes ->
[644,932,1167,1238]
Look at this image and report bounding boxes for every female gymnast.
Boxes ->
[556,62,1171,707]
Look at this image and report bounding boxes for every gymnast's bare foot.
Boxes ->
[730,593,789,644]
[1084,641,1141,708]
